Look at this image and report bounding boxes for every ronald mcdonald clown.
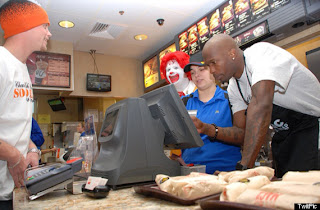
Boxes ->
[160,51,196,97]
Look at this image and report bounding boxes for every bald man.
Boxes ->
[199,34,320,177]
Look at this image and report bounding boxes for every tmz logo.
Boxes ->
[13,81,33,102]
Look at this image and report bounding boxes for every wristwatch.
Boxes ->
[28,148,41,159]
[235,161,248,170]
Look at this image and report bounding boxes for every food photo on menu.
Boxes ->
[178,31,189,54]
[143,56,159,88]
[234,0,253,29]
[250,0,270,21]
[209,9,222,35]
[187,25,200,55]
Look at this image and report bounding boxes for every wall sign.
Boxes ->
[27,51,71,88]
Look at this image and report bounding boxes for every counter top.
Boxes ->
[13,186,201,210]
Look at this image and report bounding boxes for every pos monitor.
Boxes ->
[91,84,203,189]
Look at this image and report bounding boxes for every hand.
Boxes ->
[26,152,39,168]
[50,147,58,152]
[170,154,187,166]
[7,152,28,188]
[191,116,208,134]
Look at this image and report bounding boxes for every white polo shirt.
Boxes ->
[228,42,320,117]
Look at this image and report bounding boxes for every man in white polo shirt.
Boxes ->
[202,34,320,177]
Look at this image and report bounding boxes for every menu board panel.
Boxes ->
[178,31,189,55]
[269,0,290,12]
[187,24,201,55]
[233,21,269,46]
[234,0,253,29]
[197,17,211,49]
[220,1,238,35]
[159,43,176,79]
[176,0,290,53]
[27,52,70,88]
[208,8,223,35]
[143,55,159,88]
[250,0,270,21]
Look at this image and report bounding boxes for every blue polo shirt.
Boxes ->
[181,86,241,174]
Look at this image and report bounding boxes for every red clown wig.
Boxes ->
[160,51,191,84]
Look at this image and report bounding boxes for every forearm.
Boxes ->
[204,124,244,145]
[0,140,21,164]
[241,106,271,167]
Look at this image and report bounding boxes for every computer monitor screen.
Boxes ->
[100,109,119,138]
[141,84,203,149]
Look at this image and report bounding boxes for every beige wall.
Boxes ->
[71,51,144,98]
[285,36,320,68]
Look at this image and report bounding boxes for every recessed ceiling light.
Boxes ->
[134,34,148,41]
[58,20,75,28]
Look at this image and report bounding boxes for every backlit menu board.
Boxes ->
[177,0,291,52]
[209,8,223,35]
[197,17,211,49]
[27,52,70,88]
[143,55,159,88]
[187,24,201,55]
[250,0,270,21]
[159,43,176,79]
[234,0,253,29]
[233,21,269,46]
[220,1,238,35]
[178,31,189,54]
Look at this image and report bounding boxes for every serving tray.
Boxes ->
[134,183,220,205]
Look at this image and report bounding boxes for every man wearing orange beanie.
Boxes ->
[0,1,51,209]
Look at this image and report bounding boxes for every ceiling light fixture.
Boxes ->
[134,34,148,41]
[58,20,75,28]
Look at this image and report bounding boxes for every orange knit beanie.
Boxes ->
[0,0,50,39]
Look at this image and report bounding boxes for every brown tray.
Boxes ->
[134,183,220,205]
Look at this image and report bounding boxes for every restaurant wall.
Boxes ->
[70,51,144,98]
[275,24,320,67]
[285,36,320,68]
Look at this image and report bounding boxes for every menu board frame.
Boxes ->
[26,51,71,88]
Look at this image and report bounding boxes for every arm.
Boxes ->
[240,80,275,168]
[41,147,58,154]
[191,110,246,146]
[0,140,27,187]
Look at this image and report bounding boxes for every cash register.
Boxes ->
[91,84,203,189]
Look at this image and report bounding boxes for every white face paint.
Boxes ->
[165,60,189,92]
